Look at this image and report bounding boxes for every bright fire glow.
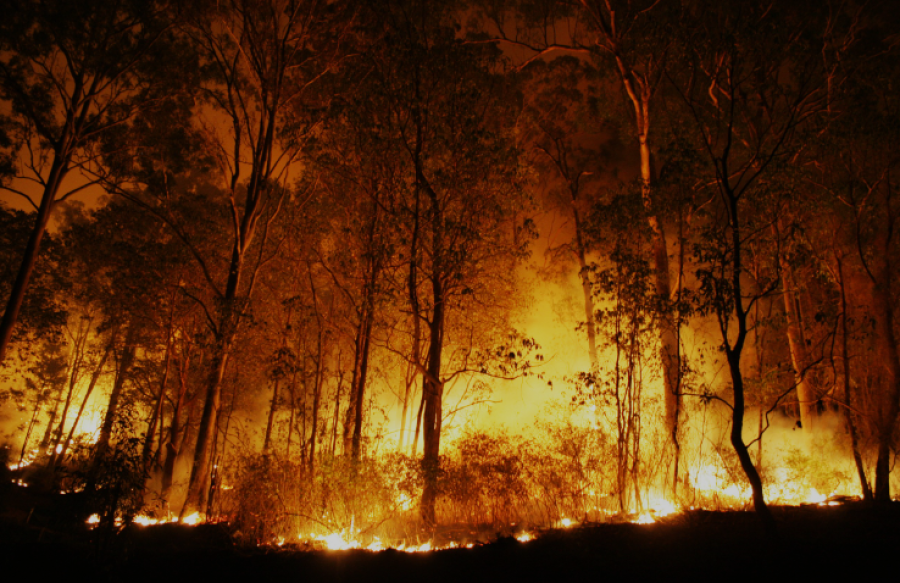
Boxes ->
[181,512,202,526]
[634,513,655,524]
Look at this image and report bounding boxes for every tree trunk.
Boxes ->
[728,349,776,534]
[350,310,373,461]
[779,252,817,430]
[19,385,46,465]
[48,319,91,468]
[161,346,193,504]
[143,300,176,470]
[94,323,138,460]
[398,360,417,453]
[262,379,279,453]
[639,137,680,452]
[870,279,900,503]
[308,328,324,476]
[420,274,445,525]
[181,330,230,517]
[331,370,343,456]
[572,207,598,371]
[0,154,68,364]
[285,369,298,459]
[56,332,115,466]
[836,256,872,500]
[613,52,681,459]
[724,193,776,536]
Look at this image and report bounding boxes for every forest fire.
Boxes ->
[1,1,900,579]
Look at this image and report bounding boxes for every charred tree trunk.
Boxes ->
[343,313,367,457]
[285,369,298,459]
[331,369,343,456]
[350,311,373,461]
[39,391,63,452]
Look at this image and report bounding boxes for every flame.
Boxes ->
[181,512,202,526]
[516,532,534,542]
[634,513,655,524]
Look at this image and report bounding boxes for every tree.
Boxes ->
[160,0,352,516]
[474,0,686,459]
[0,0,176,363]
[360,0,537,523]
[670,0,841,531]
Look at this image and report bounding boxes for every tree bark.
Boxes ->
[93,323,138,460]
[836,256,872,500]
[262,379,279,453]
[870,278,900,503]
[723,192,776,535]
[308,327,324,476]
[0,155,68,364]
[779,249,817,430]
[572,207,599,371]
[181,329,231,517]
[420,273,445,525]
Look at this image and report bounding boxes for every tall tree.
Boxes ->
[0,0,175,363]
[168,0,350,516]
[671,0,840,531]
[364,0,535,523]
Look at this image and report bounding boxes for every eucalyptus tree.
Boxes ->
[0,203,67,369]
[668,0,846,531]
[361,0,537,524]
[166,0,354,515]
[473,0,687,452]
[94,0,354,515]
[804,13,900,501]
[0,0,179,364]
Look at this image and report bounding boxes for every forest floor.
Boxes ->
[1,480,898,582]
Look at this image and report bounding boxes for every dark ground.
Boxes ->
[2,479,898,582]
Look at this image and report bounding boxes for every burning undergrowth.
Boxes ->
[117,408,871,552]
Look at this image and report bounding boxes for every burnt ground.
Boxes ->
[1,479,899,582]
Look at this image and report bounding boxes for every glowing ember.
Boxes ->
[516,532,534,542]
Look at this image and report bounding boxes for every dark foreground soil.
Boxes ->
[2,482,898,582]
